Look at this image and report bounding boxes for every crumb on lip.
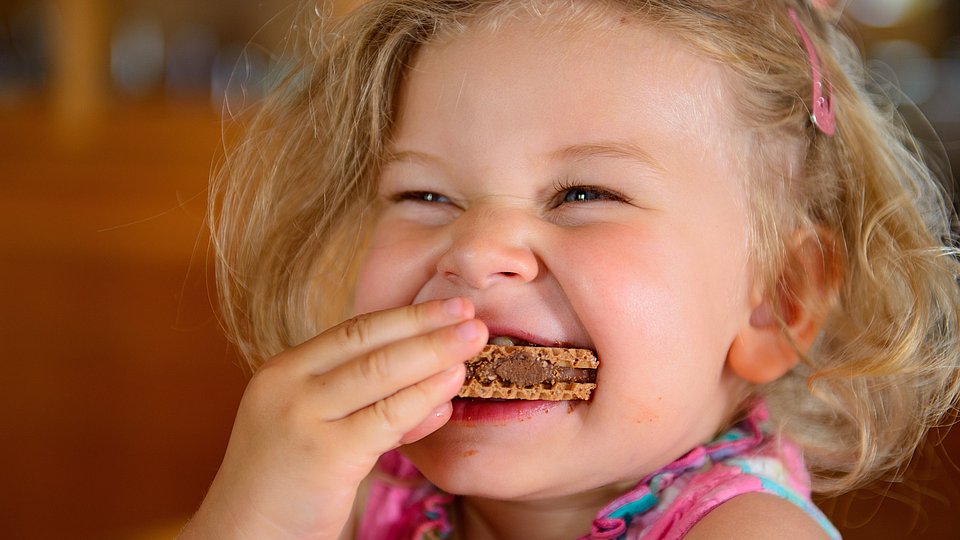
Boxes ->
[487,335,539,347]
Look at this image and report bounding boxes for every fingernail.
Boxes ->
[443,297,465,317]
[455,320,478,341]
[430,403,448,419]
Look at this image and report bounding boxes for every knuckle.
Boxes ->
[371,397,404,429]
[408,380,433,404]
[338,313,374,345]
[413,301,432,327]
[358,348,393,383]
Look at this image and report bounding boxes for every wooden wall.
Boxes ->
[0,100,248,538]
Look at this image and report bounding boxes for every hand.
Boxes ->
[179,298,487,539]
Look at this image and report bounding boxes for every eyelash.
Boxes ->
[552,180,627,206]
[390,191,452,204]
[389,183,627,207]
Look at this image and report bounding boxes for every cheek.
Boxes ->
[554,223,698,333]
[351,224,439,315]
[352,251,390,315]
[555,218,750,375]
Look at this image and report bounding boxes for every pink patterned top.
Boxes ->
[357,403,840,540]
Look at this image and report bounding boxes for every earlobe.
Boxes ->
[728,229,840,384]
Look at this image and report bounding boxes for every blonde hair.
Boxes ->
[209,0,960,494]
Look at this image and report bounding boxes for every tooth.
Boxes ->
[489,336,516,347]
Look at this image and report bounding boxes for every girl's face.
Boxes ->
[353,14,758,501]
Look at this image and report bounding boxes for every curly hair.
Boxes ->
[209,0,960,494]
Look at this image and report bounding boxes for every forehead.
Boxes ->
[393,5,741,163]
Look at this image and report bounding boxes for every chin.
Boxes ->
[400,434,549,499]
[402,440,508,497]
[400,434,609,501]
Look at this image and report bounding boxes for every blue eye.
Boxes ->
[394,191,451,204]
[561,186,620,203]
[564,188,600,202]
[419,192,448,203]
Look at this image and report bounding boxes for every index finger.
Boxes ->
[286,297,476,374]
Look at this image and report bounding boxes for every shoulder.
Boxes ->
[682,492,834,540]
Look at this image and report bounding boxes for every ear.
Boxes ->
[727,228,840,384]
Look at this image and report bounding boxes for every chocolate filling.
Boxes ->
[465,349,597,388]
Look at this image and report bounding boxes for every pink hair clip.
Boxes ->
[788,7,836,136]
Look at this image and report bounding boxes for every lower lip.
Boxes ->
[449,398,568,425]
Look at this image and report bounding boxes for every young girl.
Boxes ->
[182,0,960,538]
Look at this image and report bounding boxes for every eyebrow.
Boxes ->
[550,140,665,172]
[383,149,441,167]
[384,140,664,171]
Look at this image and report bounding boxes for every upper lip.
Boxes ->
[482,322,594,351]
[416,293,596,350]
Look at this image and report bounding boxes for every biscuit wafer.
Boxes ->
[458,344,598,401]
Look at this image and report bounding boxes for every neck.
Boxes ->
[456,482,635,540]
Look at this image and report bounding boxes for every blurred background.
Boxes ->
[0,0,957,538]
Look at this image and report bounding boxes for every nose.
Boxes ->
[436,203,540,289]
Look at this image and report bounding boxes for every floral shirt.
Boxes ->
[357,403,841,540]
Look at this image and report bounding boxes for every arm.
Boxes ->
[683,493,833,540]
